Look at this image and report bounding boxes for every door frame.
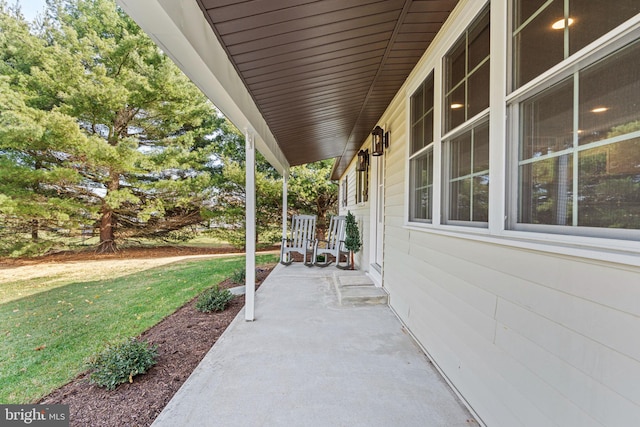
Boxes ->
[368,152,384,286]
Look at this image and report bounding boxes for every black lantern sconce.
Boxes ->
[356,149,369,172]
[371,125,389,156]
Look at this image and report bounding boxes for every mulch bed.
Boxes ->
[0,245,279,267]
[37,265,274,427]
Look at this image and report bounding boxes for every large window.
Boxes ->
[512,0,640,90]
[445,120,490,223]
[342,177,348,207]
[410,72,434,222]
[443,7,490,225]
[356,162,368,204]
[444,7,490,133]
[513,37,640,237]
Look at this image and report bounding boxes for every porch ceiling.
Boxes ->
[196,0,459,178]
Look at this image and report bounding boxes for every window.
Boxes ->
[512,37,640,237]
[443,7,490,225]
[410,72,434,222]
[342,177,348,207]
[512,0,640,90]
[445,120,490,223]
[356,162,368,204]
[444,7,490,133]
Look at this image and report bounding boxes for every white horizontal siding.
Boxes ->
[430,234,640,316]
[385,233,640,426]
[497,305,640,426]
[498,299,640,407]
[401,267,558,427]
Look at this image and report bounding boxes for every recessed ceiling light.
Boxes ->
[591,107,608,113]
[552,17,574,30]
[450,103,464,109]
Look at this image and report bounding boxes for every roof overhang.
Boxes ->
[117,0,459,179]
[117,0,290,175]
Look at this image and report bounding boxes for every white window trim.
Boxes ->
[408,70,436,223]
[441,114,490,226]
[400,0,640,265]
[409,143,435,223]
[404,0,488,229]
[506,17,640,242]
[506,12,640,102]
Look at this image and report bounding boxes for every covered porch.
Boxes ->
[151,263,475,426]
[114,1,479,425]
[114,0,459,318]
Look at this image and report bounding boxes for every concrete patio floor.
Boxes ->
[152,263,477,427]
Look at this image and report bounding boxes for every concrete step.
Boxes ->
[333,272,388,306]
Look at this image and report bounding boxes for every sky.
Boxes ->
[15,0,48,22]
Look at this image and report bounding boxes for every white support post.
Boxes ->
[245,129,256,321]
[282,173,288,240]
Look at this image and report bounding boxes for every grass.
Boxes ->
[0,254,277,404]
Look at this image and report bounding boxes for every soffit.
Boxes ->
[196,0,459,178]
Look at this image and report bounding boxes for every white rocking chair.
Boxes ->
[313,215,347,268]
[280,214,316,266]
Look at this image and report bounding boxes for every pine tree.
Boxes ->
[343,211,361,269]
[0,0,222,253]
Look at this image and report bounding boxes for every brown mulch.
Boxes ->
[0,244,279,267]
[34,249,275,427]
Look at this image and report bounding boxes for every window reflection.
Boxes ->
[409,72,435,222]
[578,140,640,229]
[517,39,640,230]
[579,41,640,146]
[519,155,574,226]
[447,120,490,223]
[444,7,490,133]
[512,0,640,90]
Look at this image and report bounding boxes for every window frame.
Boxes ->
[506,23,640,241]
[510,0,640,92]
[356,158,369,205]
[409,71,435,223]
[443,6,491,135]
[441,5,491,227]
[342,176,348,208]
[400,0,640,263]
[442,115,490,227]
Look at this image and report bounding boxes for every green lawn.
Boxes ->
[0,254,277,403]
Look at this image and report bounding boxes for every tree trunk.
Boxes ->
[31,219,39,241]
[98,206,117,253]
[97,171,120,253]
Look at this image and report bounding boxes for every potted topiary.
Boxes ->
[343,211,362,270]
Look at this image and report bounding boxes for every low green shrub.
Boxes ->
[86,339,158,390]
[230,268,245,284]
[195,286,234,312]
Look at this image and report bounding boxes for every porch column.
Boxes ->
[245,129,256,321]
[282,173,288,239]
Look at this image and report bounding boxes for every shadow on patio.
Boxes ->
[152,263,476,427]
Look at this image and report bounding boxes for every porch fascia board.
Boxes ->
[116,0,290,176]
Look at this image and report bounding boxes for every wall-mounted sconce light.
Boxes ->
[371,125,389,156]
[356,149,369,172]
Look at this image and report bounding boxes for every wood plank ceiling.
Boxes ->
[196,0,459,178]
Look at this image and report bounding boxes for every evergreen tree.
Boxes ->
[0,6,99,254]
[343,211,361,269]
[0,1,340,255]
[1,0,222,253]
